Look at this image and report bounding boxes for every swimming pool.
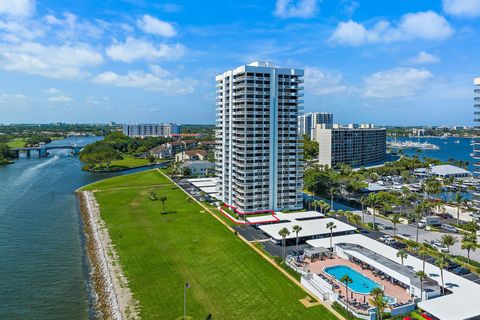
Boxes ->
[383,295,397,304]
[324,265,382,294]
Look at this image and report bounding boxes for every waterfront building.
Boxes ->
[298,112,333,139]
[414,164,471,179]
[313,123,386,168]
[122,123,180,138]
[473,78,480,210]
[215,61,304,212]
[180,161,215,176]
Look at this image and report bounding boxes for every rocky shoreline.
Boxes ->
[77,191,138,320]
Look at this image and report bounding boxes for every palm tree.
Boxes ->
[415,270,427,301]
[368,193,381,230]
[351,214,362,229]
[440,234,457,253]
[390,214,402,236]
[436,256,448,295]
[292,225,302,250]
[413,203,424,243]
[461,237,477,264]
[326,221,337,251]
[329,186,338,211]
[370,288,387,320]
[278,227,290,260]
[454,192,465,225]
[396,250,408,266]
[359,196,368,223]
[340,275,353,315]
[159,196,167,213]
[418,248,428,273]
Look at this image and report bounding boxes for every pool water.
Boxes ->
[384,295,396,304]
[324,265,382,294]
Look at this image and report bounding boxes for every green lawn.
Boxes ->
[7,138,26,148]
[109,156,150,168]
[84,170,337,320]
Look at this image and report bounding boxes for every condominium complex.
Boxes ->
[473,78,480,209]
[313,123,386,168]
[122,123,179,138]
[298,112,333,139]
[215,61,304,212]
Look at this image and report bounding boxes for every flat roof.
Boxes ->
[415,164,471,176]
[307,234,480,320]
[259,217,356,241]
[246,210,324,224]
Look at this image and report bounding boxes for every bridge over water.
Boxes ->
[12,145,83,158]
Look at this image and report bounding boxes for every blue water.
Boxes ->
[0,137,162,319]
[324,265,381,294]
[389,136,474,171]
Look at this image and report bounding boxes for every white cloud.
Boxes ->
[330,11,454,46]
[106,37,185,63]
[0,93,26,103]
[43,88,62,95]
[274,0,318,18]
[47,95,72,103]
[0,19,45,41]
[43,12,103,39]
[0,41,104,78]
[409,51,440,64]
[92,65,197,95]
[363,67,433,98]
[304,67,347,95]
[137,14,176,37]
[0,0,35,17]
[443,0,480,18]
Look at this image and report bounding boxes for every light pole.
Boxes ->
[184,282,190,319]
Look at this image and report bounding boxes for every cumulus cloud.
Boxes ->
[304,67,347,95]
[43,12,103,39]
[363,67,433,98]
[92,65,197,95]
[274,0,318,18]
[443,0,480,18]
[0,93,27,103]
[330,11,454,46]
[137,14,176,37]
[106,37,185,63]
[0,0,35,17]
[409,51,440,64]
[43,88,62,95]
[0,41,104,78]
[47,95,72,103]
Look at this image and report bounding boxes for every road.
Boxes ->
[352,211,480,263]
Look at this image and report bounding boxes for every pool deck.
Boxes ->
[308,256,411,305]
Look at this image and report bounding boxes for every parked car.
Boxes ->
[379,235,394,243]
[441,224,457,233]
[445,261,461,271]
[452,267,470,275]
[390,241,408,249]
[432,242,449,253]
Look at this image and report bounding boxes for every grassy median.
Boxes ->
[82,170,337,320]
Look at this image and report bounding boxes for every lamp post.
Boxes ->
[184,282,190,319]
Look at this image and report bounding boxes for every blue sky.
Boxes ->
[1,0,480,125]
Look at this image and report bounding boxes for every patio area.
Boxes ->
[306,255,412,309]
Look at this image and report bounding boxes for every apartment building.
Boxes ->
[298,112,333,139]
[473,78,480,210]
[122,123,179,137]
[215,61,304,212]
[313,123,386,168]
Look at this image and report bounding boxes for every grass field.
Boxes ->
[110,156,150,168]
[7,138,26,148]
[83,170,338,320]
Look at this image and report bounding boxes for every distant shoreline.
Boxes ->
[77,190,138,320]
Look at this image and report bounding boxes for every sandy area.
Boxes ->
[78,191,139,320]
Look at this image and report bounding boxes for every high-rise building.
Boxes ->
[473,78,480,210]
[215,61,304,212]
[313,123,386,168]
[298,112,333,138]
[122,123,179,137]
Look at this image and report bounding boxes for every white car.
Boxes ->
[432,242,449,253]
[379,235,394,243]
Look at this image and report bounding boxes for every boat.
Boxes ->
[387,140,440,150]
[454,140,460,144]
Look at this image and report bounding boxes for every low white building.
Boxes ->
[414,164,471,178]
[181,161,214,176]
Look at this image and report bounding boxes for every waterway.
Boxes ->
[389,136,474,171]
[0,136,157,319]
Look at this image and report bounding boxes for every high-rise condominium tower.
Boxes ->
[298,112,333,139]
[473,78,480,209]
[215,61,304,212]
